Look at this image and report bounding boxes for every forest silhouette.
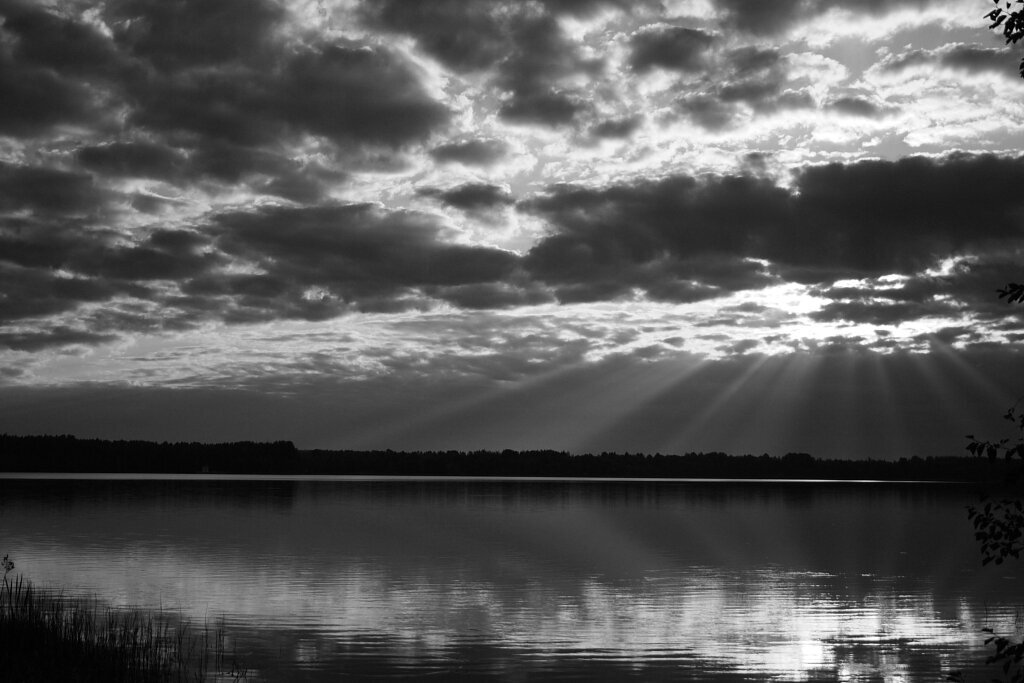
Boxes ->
[0,433,1014,482]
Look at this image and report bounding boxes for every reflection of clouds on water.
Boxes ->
[10,546,1016,680]
[5,479,1023,680]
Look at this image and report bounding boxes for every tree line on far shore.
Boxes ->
[0,433,1014,482]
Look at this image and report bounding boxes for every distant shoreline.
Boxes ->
[0,472,973,484]
[1,434,1011,483]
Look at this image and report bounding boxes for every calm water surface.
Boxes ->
[1,476,1021,681]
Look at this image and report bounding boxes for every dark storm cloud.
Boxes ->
[915,325,985,346]
[362,1,511,72]
[73,230,224,282]
[6,152,1024,333]
[713,0,932,35]
[0,169,219,328]
[0,54,98,136]
[0,163,104,215]
[882,44,1018,78]
[0,326,119,352]
[940,45,1016,74]
[499,90,585,127]
[417,183,515,211]
[717,47,813,113]
[0,0,126,135]
[785,155,1024,277]
[713,0,804,34]
[131,43,450,150]
[520,153,1024,302]
[590,117,642,139]
[629,26,715,72]
[521,174,784,302]
[809,256,1024,326]
[363,0,602,127]
[77,142,187,181]
[278,45,450,147]
[677,95,737,130]
[826,96,884,118]
[190,204,521,318]
[0,0,448,202]
[728,46,782,75]
[187,143,293,184]
[429,139,509,166]
[102,0,284,71]
[1,0,122,75]
[0,198,219,283]
[0,263,139,323]
[673,46,813,129]
[809,300,953,325]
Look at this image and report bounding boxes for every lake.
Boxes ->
[1,476,1021,681]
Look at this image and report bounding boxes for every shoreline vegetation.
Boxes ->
[0,572,247,682]
[0,434,1012,482]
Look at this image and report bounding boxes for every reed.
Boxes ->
[0,561,248,682]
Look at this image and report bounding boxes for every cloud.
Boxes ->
[0,0,125,135]
[131,43,450,150]
[190,203,521,319]
[825,96,885,118]
[0,54,98,136]
[520,153,1024,302]
[629,26,715,72]
[1,0,449,206]
[940,44,1016,75]
[276,45,451,147]
[520,174,784,302]
[0,163,104,215]
[2,1,122,75]
[713,0,934,36]
[590,117,642,139]
[77,142,187,181]
[783,154,1024,277]
[808,255,1024,327]
[713,0,805,34]
[677,95,738,130]
[362,1,513,73]
[0,263,138,324]
[499,89,585,127]
[671,46,815,129]
[417,183,515,211]
[73,230,224,282]
[0,326,119,352]
[882,43,1019,78]
[5,150,1023,338]
[364,1,601,128]
[429,139,509,166]
[102,0,284,71]
[809,300,953,325]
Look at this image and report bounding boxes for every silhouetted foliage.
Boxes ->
[951,281,1024,682]
[987,0,1024,78]
[967,403,1024,565]
[1000,282,1024,304]
[0,560,248,682]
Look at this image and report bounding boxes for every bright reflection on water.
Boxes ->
[2,477,1022,681]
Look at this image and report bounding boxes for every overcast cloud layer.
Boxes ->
[1,0,1022,457]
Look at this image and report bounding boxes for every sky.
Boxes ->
[1,0,1023,459]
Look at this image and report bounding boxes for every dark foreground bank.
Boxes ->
[0,434,1011,482]
[0,571,246,682]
